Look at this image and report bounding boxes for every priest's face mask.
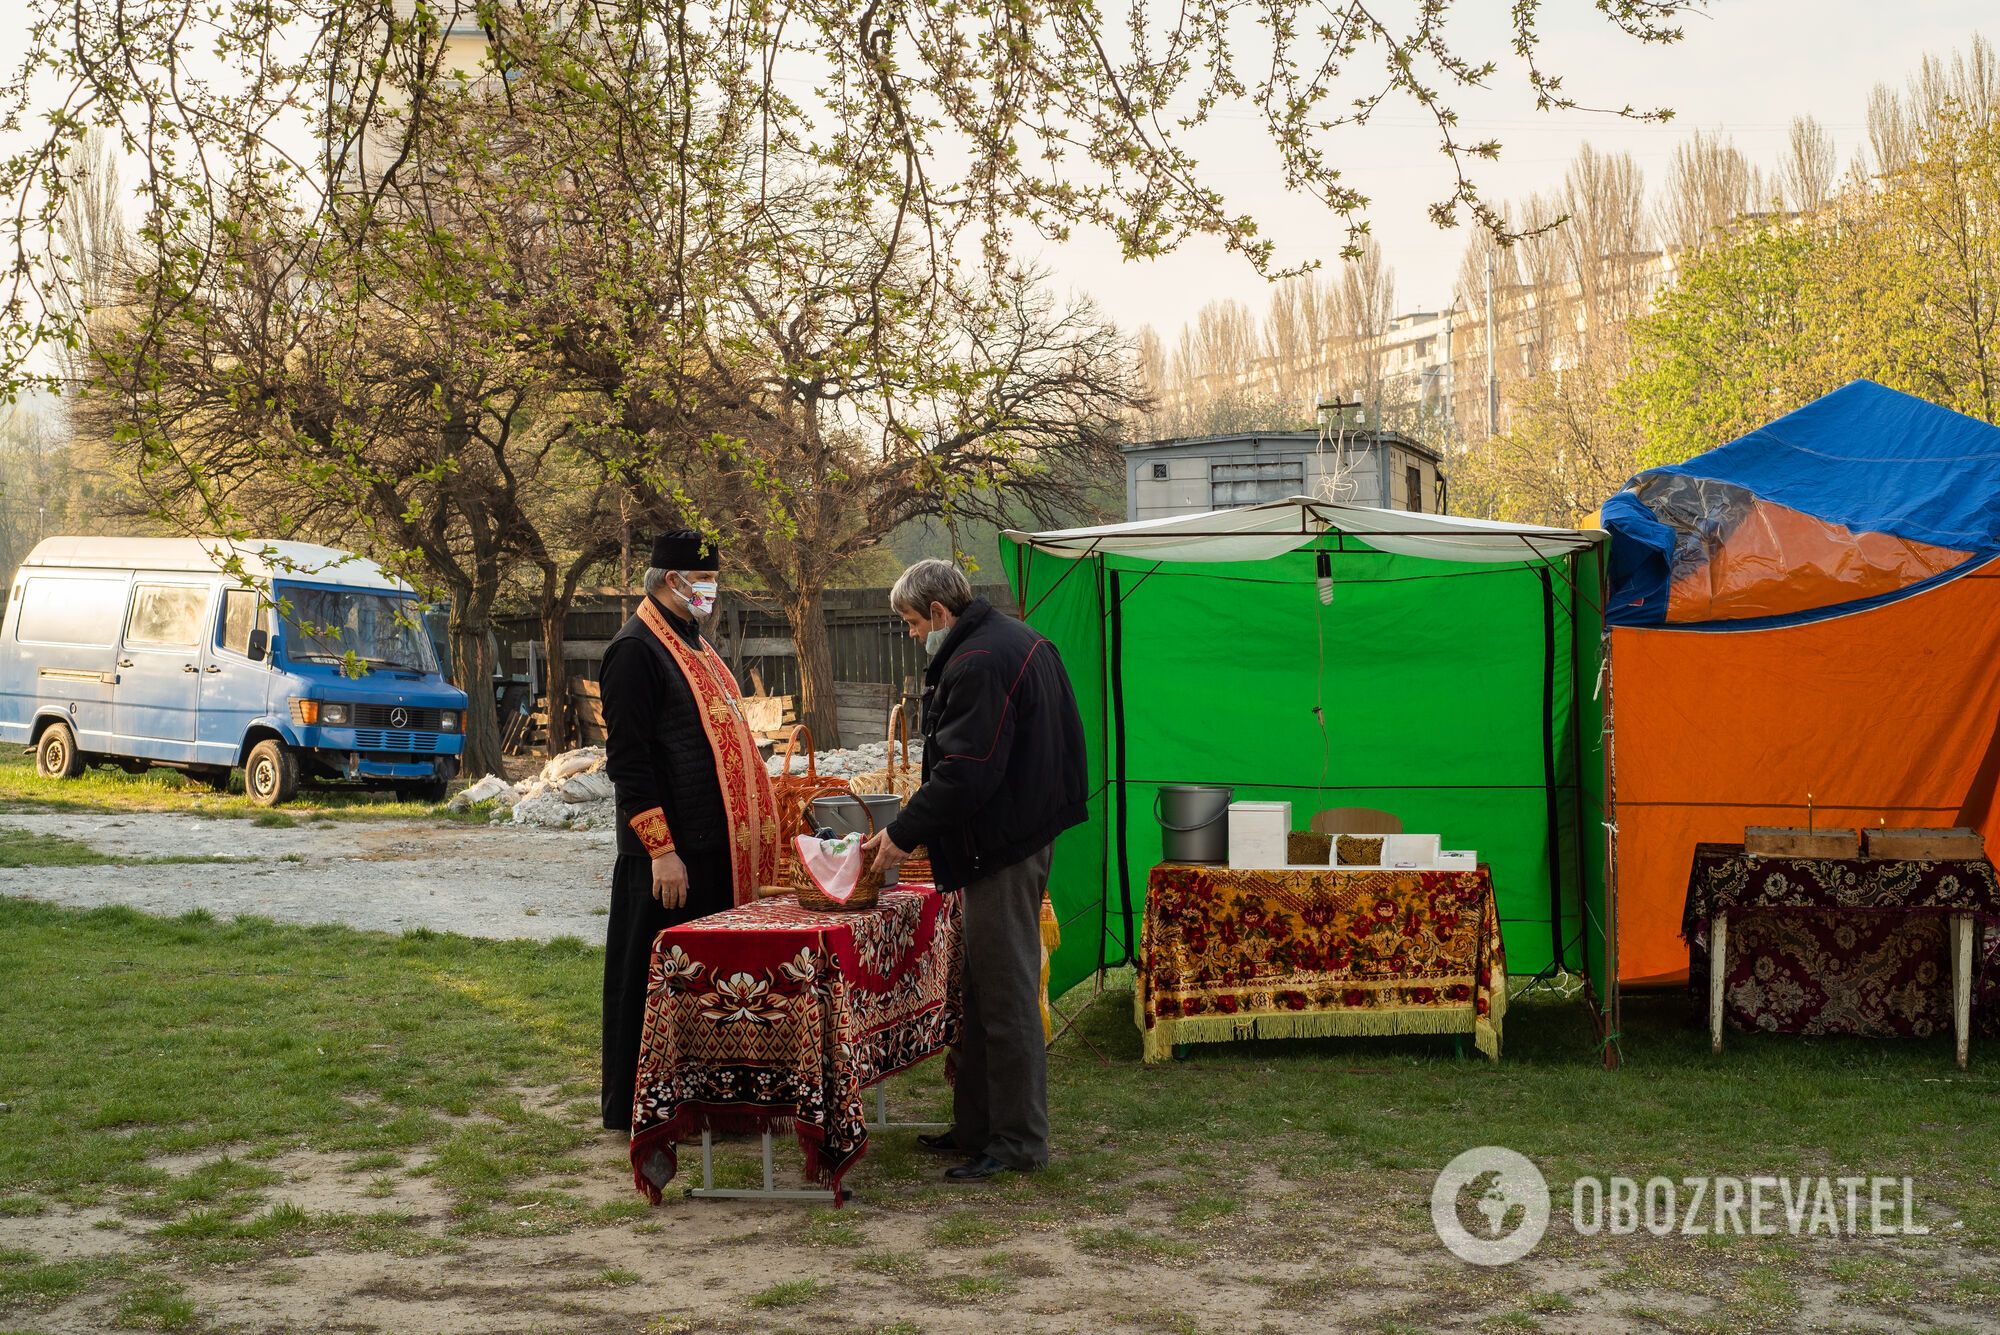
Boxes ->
[896,600,955,656]
[669,571,720,619]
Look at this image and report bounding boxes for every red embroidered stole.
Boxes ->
[636,600,781,905]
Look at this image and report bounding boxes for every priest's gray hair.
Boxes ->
[891,559,973,617]
[642,567,671,596]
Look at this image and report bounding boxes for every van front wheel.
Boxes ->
[35,722,86,780]
[245,740,300,807]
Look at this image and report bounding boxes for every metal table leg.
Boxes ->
[685,1127,841,1203]
[867,1082,949,1132]
[1953,913,1973,1071]
[1709,912,1728,1055]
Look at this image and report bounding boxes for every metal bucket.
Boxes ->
[808,792,905,885]
[1155,784,1233,864]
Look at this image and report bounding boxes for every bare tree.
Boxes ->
[1783,114,1839,213]
[1559,144,1652,327]
[1658,130,1766,253]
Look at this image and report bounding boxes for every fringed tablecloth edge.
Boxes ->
[1142,1000,1501,1063]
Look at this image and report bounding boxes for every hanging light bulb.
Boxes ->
[1316,550,1334,606]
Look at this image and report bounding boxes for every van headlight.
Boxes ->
[439,711,461,732]
[320,703,351,726]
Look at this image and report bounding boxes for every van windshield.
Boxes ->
[276,585,439,674]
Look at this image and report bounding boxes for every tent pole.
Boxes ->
[1600,550,1622,1070]
[1096,557,1113,978]
[1538,567,1565,972]
[1108,569,1135,970]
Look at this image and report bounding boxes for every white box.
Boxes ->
[1436,849,1478,870]
[1227,801,1292,870]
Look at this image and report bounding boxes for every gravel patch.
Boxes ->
[0,811,615,942]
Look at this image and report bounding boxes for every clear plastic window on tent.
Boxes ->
[1628,474,1970,624]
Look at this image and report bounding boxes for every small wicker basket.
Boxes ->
[790,858,884,911]
[790,795,885,911]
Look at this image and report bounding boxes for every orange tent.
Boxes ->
[1601,382,2000,984]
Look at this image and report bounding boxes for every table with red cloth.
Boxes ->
[1683,843,2000,1060]
[627,887,961,1201]
[1136,863,1506,1063]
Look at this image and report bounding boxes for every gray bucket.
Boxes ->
[808,792,905,884]
[1155,784,1233,864]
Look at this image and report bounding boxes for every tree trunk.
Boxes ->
[783,583,840,749]
[539,570,572,755]
[451,596,506,780]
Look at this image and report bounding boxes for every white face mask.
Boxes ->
[681,577,718,618]
[925,627,948,656]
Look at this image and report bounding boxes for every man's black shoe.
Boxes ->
[945,1155,1021,1182]
[915,1131,963,1155]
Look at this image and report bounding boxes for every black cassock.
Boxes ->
[596,599,736,1132]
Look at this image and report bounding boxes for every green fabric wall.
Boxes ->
[1006,535,1608,1002]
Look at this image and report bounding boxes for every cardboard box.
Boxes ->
[1863,827,1985,861]
[1227,801,1292,870]
[1745,826,1860,858]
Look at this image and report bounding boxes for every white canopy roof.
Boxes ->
[1005,498,1601,565]
[22,537,414,592]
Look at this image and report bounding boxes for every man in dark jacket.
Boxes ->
[864,559,1087,1181]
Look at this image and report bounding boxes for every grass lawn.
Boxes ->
[0,747,471,822]
[0,895,1994,1334]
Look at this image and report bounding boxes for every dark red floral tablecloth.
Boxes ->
[1136,864,1505,1062]
[628,888,960,1200]
[1682,843,2000,1039]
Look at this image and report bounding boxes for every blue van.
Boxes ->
[0,537,468,805]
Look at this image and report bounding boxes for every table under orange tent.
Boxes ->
[1600,380,2000,986]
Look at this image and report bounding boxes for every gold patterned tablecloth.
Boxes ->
[1136,863,1506,1062]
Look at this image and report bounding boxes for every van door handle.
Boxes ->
[119,658,134,668]
[205,665,221,674]
[182,664,200,674]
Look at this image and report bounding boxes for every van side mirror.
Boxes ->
[247,629,269,662]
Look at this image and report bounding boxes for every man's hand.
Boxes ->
[864,830,908,875]
[650,851,689,909]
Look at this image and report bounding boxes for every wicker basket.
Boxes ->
[790,795,885,911]
[1286,830,1333,866]
[847,705,922,799]
[789,857,884,911]
[771,725,852,873]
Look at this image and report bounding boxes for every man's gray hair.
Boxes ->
[891,559,974,616]
[642,567,671,596]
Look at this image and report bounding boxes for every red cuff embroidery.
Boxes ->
[630,808,676,857]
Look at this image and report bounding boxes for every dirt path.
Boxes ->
[0,811,615,942]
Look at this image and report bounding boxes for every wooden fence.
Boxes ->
[492,583,1021,747]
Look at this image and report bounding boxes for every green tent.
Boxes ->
[1000,499,1612,1026]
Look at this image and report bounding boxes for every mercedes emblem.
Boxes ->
[389,706,410,729]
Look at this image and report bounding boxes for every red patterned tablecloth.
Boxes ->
[628,888,961,1200]
[1137,863,1506,1063]
[1683,843,2000,1038]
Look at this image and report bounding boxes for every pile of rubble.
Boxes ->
[449,748,617,831]
[451,737,926,832]
[765,738,923,779]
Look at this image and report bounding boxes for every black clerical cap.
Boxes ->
[649,530,719,571]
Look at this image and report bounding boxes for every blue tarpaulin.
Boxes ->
[1603,381,2000,628]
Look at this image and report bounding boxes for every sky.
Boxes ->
[0,1,1991,353]
[1039,1,1998,339]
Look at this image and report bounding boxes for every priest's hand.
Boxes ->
[865,830,908,875]
[651,851,689,910]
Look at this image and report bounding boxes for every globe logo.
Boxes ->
[1431,1147,1551,1266]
